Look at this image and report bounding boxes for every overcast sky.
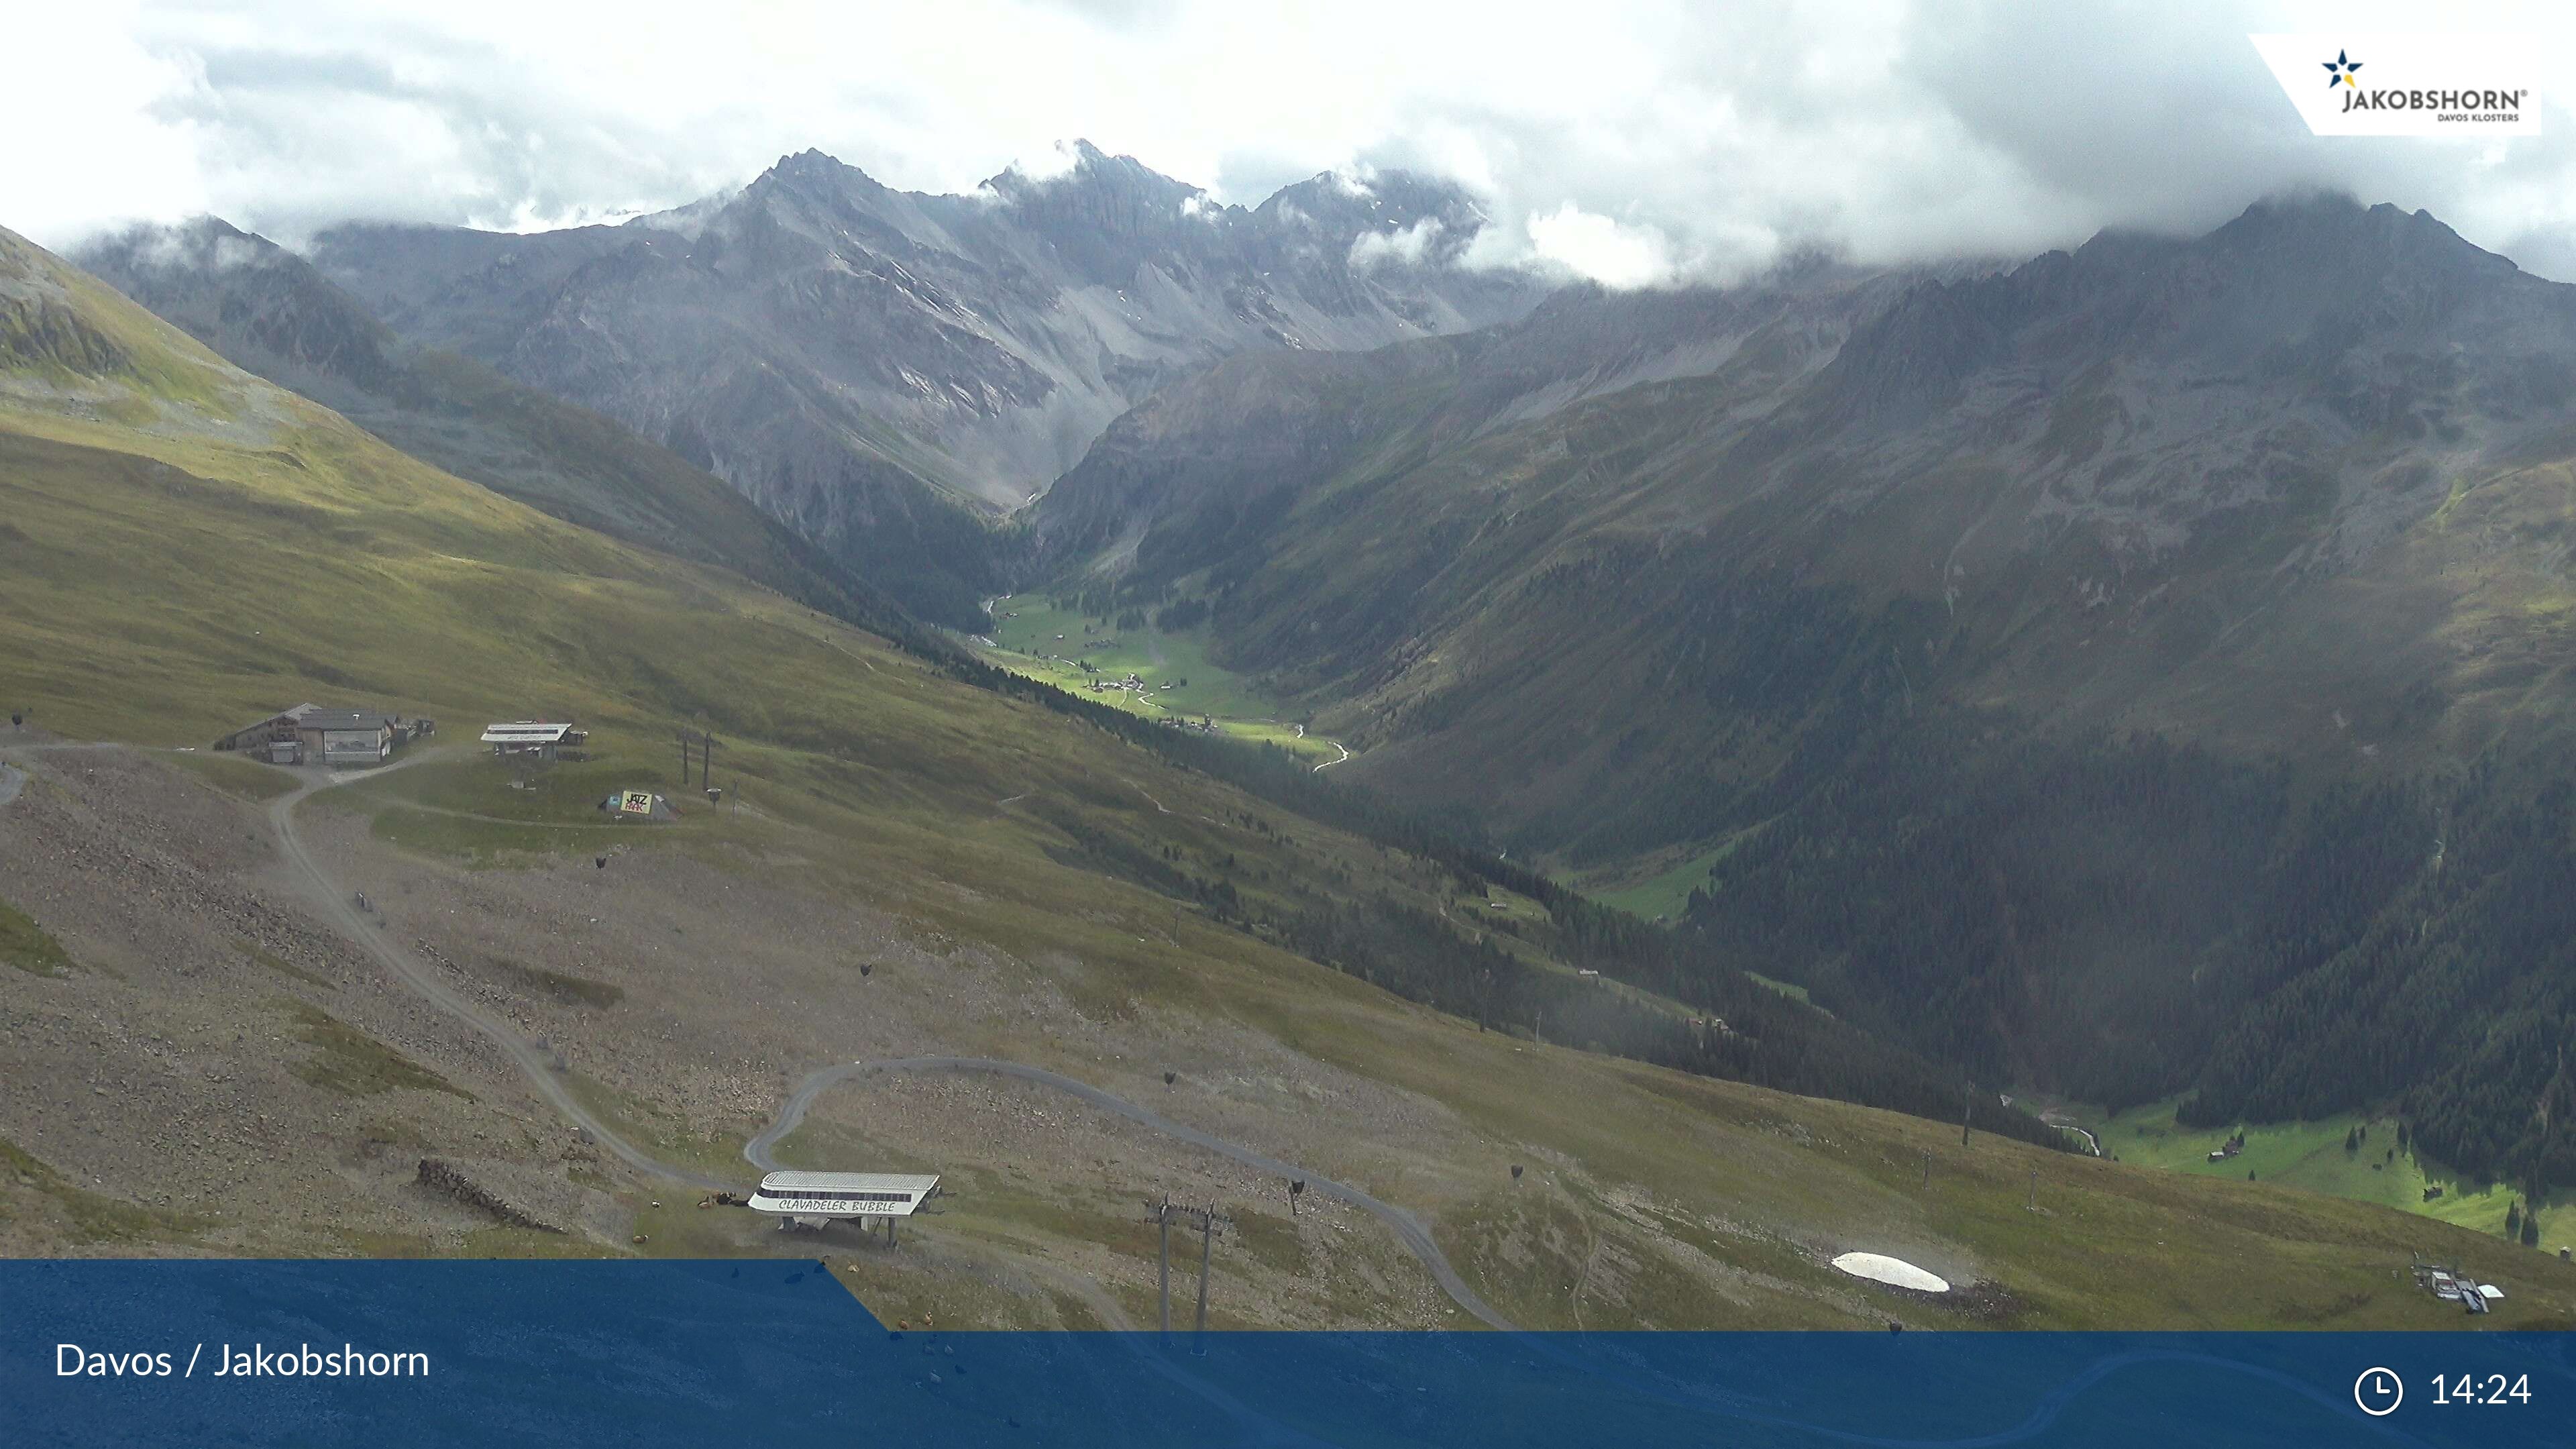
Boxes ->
[12,1,2576,282]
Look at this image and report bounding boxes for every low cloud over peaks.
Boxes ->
[1350,217,1448,270]
[1521,205,1693,289]
[12,2,2576,283]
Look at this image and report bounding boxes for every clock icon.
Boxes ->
[2355,1366,2404,1417]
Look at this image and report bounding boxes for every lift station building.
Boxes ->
[480,720,586,760]
[748,1171,941,1238]
[213,704,429,767]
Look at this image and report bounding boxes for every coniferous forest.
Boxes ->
[1661,636,2576,1196]
[971,507,2576,1200]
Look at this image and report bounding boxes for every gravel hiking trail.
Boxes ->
[7,745,2198,1446]
[7,743,1513,1333]
[256,749,735,1191]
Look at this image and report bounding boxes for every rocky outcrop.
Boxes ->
[307,144,1551,626]
[413,1157,606,1236]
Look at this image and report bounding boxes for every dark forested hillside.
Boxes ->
[1674,686,2576,1194]
[940,635,2064,1149]
[1030,195,2576,1191]
[2183,759,2576,1191]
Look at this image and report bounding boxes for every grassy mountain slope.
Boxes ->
[71,218,926,650]
[5,221,2568,1326]
[32,234,2048,1151]
[1028,197,2576,1193]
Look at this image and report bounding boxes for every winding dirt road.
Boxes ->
[5,742,2274,1445]
[5,743,1506,1328]
[256,748,734,1191]
[235,747,1512,1326]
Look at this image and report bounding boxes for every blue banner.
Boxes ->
[3,1260,2567,1446]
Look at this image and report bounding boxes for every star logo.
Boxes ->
[2322,49,2363,88]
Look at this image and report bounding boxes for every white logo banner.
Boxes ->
[2249,34,2541,136]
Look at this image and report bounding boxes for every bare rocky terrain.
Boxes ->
[11,740,2569,1333]
[0,745,536,1254]
[300,146,1549,625]
[0,743,1470,1326]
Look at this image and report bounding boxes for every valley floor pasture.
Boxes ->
[973,597,1343,764]
[2075,1097,2571,1258]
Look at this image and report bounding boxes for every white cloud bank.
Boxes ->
[1350,216,1445,270]
[1523,205,1682,288]
[8,1,2576,282]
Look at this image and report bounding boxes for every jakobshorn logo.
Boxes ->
[2251,34,2542,136]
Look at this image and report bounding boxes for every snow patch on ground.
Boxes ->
[1832,1252,1949,1292]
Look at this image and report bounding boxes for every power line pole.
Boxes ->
[1962,1083,1974,1147]
[1142,1198,1226,1352]
[1195,1205,1213,1354]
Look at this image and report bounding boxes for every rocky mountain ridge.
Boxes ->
[306,143,1550,624]
[74,217,928,649]
[1023,196,2576,1171]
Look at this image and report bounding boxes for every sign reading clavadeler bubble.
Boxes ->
[2250,34,2542,136]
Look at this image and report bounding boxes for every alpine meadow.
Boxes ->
[12,11,2576,1371]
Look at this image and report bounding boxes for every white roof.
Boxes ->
[480,721,574,745]
[749,1171,940,1216]
[2479,1283,2505,1299]
[757,1171,937,1194]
